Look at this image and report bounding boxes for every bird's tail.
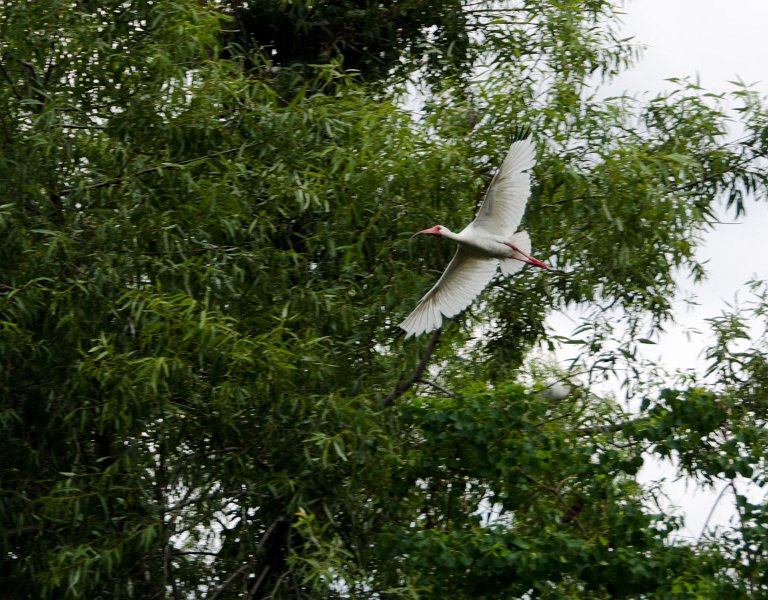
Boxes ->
[499,230,531,276]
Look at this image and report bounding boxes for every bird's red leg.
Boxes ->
[504,242,549,269]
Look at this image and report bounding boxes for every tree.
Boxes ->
[1,0,767,598]
[228,0,471,86]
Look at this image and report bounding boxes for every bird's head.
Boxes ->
[413,225,444,237]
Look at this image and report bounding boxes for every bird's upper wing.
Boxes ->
[470,136,536,237]
[399,249,498,338]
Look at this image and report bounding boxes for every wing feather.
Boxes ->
[399,249,498,338]
[471,137,535,237]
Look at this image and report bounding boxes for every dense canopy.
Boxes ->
[2,1,768,598]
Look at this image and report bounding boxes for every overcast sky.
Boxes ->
[615,1,768,357]
[563,0,768,374]
[564,0,768,540]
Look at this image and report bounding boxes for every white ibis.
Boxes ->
[399,134,547,338]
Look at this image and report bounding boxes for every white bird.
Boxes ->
[399,134,547,338]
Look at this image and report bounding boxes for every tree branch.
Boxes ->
[0,58,22,100]
[577,415,648,436]
[384,328,441,407]
[698,482,732,542]
[206,515,289,600]
[247,564,272,599]
[59,142,259,197]
[417,377,455,398]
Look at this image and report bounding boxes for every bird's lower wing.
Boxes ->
[399,249,498,338]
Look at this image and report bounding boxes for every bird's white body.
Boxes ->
[436,226,527,259]
[399,135,546,338]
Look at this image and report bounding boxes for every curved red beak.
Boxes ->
[412,225,442,238]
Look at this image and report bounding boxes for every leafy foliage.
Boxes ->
[2,0,768,598]
[228,0,471,86]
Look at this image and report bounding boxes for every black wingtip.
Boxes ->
[510,125,532,143]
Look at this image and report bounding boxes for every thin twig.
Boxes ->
[384,328,442,407]
[698,482,731,542]
[417,377,455,398]
[534,413,572,428]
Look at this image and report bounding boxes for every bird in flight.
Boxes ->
[399,132,547,338]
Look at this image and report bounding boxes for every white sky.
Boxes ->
[594,0,768,371]
[552,0,768,540]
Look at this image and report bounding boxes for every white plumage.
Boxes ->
[399,135,547,338]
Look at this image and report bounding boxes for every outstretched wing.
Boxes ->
[470,135,536,238]
[399,249,498,338]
